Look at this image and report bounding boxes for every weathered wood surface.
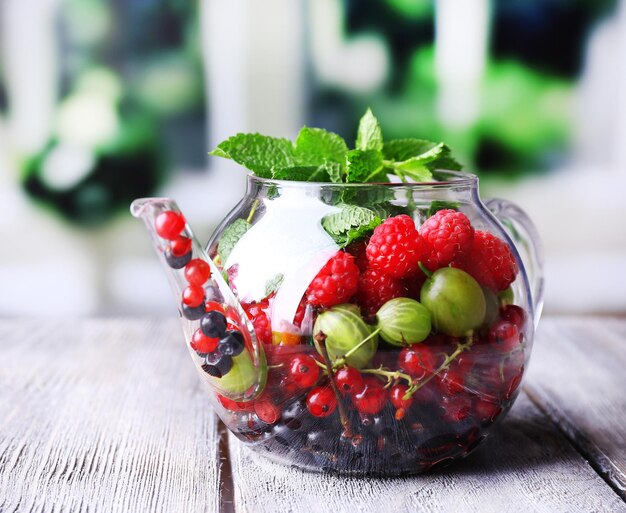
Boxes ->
[525,317,626,500]
[0,319,221,513]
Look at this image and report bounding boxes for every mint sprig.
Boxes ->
[321,204,383,247]
[209,109,463,183]
[217,218,251,262]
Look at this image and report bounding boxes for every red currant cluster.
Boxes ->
[155,210,246,380]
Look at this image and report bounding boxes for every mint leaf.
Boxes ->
[426,200,459,218]
[295,127,348,165]
[321,204,383,247]
[264,273,284,296]
[326,161,344,183]
[209,134,296,178]
[427,151,463,171]
[383,138,439,161]
[346,149,384,183]
[217,218,251,262]
[356,108,383,152]
[273,165,331,182]
[384,139,463,180]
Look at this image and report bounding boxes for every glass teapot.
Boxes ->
[131,169,543,476]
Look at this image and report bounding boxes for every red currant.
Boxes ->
[488,320,520,352]
[500,305,526,330]
[288,355,320,388]
[441,394,472,422]
[185,259,211,285]
[191,328,219,354]
[438,355,473,396]
[334,366,365,396]
[306,386,337,417]
[473,399,501,423]
[254,396,281,424]
[390,383,414,419]
[170,236,192,257]
[182,284,205,307]
[398,345,441,380]
[217,394,252,412]
[205,301,225,314]
[276,374,299,400]
[155,210,186,240]
[352,377,387,415]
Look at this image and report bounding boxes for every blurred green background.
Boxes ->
[0,0,624,315]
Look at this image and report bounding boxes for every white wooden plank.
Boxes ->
[525,316,626,499]
[229,392,626,513]
[0,319,221,513]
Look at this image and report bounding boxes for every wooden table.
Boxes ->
[1,317,625,512]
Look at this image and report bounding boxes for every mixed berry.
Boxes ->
[153,209,250,386]
[153,205,528,475]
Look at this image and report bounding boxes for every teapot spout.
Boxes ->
[130,197,267,401]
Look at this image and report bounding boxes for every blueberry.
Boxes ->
[272,424,306,449]
[281,399,307,430]
[205,284,223,303]
[201,311,227,338]
[219,331,245,356]
[165,249,192,269]
[201,351,233,378]
[182,303,205,320]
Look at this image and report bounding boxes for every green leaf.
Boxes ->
[295,127,348,166]
[264,273,284,296]
[384,140,463,181]
[426,151,463,171]
[217,218,251,262]
[273,165,331,182]
[209,134,296,178]
[346,149,384,183]
[326,161,344,183]
[356,108,383,152]
[383,138,439,161]
[426,200,460,218]
[321,204,383,247]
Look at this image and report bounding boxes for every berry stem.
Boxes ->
[361,366,414,388]
[246,200,259,224]
[402,336,473,400]
[418,261,433,278]
[332,327,382,370]
[314,332,352,437]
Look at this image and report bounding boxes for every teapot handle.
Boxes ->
[484,198,545,327]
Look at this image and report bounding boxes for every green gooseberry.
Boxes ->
[376,297,431,346]
[420,267,486,337]
[314,304,377,369]
[482,286,500,328]
[215,350,264,396]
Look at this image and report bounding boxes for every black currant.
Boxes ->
[182,303,205,321]
[218,331,245,356]
[201,351,233,378]
[165,249,192,269]
[201,311,227,338]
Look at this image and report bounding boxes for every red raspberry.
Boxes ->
[366,215,426,278]
[306,251,359,308]
[419,209,474,271]
[454,230,518,292]
[356,268,407,316]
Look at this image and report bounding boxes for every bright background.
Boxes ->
[1,0,625,317]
